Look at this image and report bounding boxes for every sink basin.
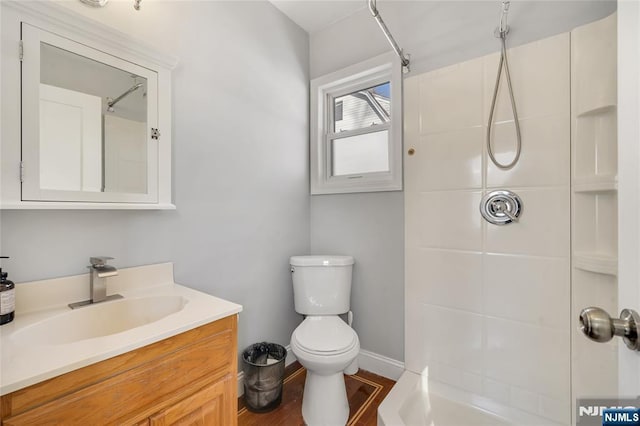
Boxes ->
[12,295,187,345]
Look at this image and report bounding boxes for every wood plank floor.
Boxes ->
[238,362,395,426]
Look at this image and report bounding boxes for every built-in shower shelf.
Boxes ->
[573,175,618,193]
[573,252,617,276]
[575,104,616,118]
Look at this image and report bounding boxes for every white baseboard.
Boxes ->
[237,346,403,397]
[357,349,404,381]
[237,344,297,397]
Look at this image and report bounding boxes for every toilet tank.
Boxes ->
[290,255,354,315]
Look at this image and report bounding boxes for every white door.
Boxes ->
[38,84,102,192]
[617,0,640,394]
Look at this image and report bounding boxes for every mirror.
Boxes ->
[21,22,160,204]
[40,43,148,194]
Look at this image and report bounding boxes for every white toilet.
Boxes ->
[289,255,360,426]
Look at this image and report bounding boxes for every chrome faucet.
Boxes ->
[69,257,123,309]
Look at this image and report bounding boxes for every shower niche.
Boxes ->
[570,12,618,423]
[0,1,177,208]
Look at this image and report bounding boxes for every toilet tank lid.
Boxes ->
[290,255,354,266]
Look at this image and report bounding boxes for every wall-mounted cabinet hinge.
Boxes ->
[151,128,161,140]
[19,161,24,183]
[19,41,23,62]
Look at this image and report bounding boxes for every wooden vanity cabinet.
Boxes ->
[0,315,238,426]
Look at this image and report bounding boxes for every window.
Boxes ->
[310,53,402,194]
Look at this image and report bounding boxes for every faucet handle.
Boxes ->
[90,256,114,267]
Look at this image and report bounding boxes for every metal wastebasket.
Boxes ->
[242,342,286,412]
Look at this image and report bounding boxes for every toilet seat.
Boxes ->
[292,316,357,356]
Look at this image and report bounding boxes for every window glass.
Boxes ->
[334,100,343,122]
[333,82,390,132]
[331,130,389,176]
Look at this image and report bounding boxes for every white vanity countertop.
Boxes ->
[0,262,242,395]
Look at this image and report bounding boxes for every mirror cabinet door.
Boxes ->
[21,23,159,203]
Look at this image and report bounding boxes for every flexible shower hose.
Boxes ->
[486,35,522,170]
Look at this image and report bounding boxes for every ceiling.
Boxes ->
[273,0,616,77]
[269,1,366,34]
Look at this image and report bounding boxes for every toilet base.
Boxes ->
[301,370,349,426]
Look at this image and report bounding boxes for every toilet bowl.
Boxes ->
[291,316,360,426]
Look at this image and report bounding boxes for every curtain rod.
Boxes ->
[367,0,410,72]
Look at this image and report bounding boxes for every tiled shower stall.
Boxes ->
[403,12,617,425]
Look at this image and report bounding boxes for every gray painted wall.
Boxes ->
[310,192,404,361]
[0,1,310,355]
[309,0,616,363]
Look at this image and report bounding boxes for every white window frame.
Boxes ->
[310,52,403,195]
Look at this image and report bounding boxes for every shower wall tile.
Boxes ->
[404,75,421,139]
[572,336,618,398]
[540,395,571,425]
[483,254,569,328]
[483,378,511,405]
[485,188,570,257]
[408,247,482,312]
[510,387,539,415]
[430,362,484,395]
[486,115,570,188]
[404,75,421,196]
[405,302,484,376]
[431,362,465,390]
[460,370,484,395]
[404,301,426,372]
[485,317,570,399]
[421,304,484,375]
[419,128,483,191]
[406,31,570,424]
[420,59,483,134]
[418,191,482,250]
[483,32,570,123]
[404,301,427,372]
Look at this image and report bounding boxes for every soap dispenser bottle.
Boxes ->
[0,256,15,325]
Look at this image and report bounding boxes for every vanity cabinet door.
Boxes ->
[0,316,237,426]
[148,375,235,426]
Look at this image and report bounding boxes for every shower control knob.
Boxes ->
[479,190,522,225]
[579,306,640,351]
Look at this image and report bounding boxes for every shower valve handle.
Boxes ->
[491,199,517,222]
[480,190,522,225]
[579,306,640,351]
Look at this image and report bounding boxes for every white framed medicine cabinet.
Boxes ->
[0,1,178,209]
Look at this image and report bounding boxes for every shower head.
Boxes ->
[495,1,511,38]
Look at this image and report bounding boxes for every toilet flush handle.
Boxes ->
[290,266,295,273]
